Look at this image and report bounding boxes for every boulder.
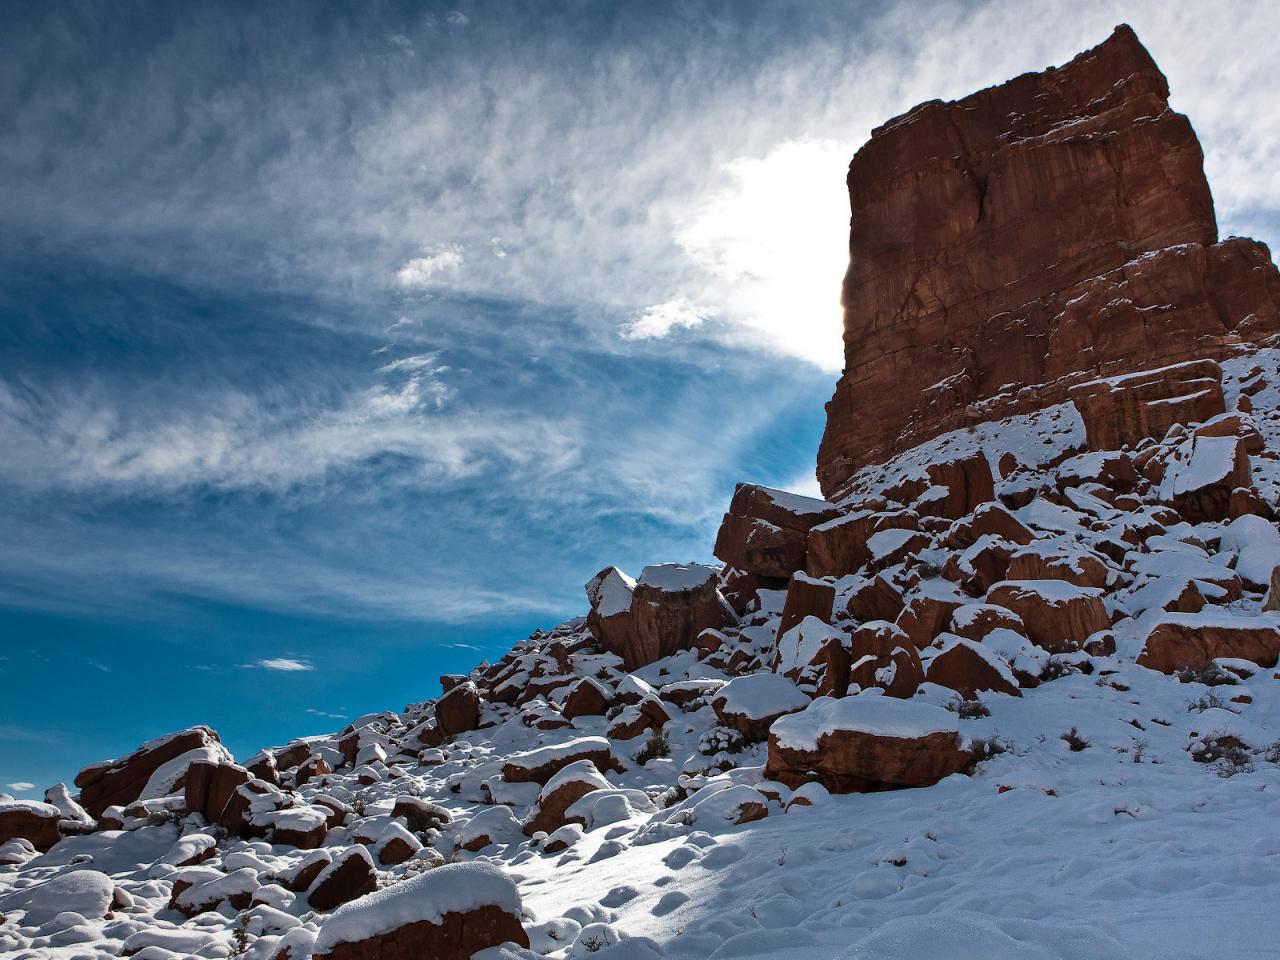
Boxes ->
[561,677,612,719]
[895,583,966,648]
[502,737,618,785]
[1159,434,1252,523]
[587,563,734,671]
[1070,359,1226,452]
[392,795,451,832]
[311,862,528,960]
[848,621,924,699]
[919,453,995,520]
[1137,613,1280,673]
[806,509,917,579]
[1006,545,1110,589]
[0,799,63,852]
[817,24,1280,499]
[712,673,811,743]
[713,484,839,578]
[435,682,481,739]
[584,566,637,658]
[775,615,846,680]
[986,580,1111,653]
[766,695,973,792]
[184,760,250,823]
[308,845,378,912]
[75,725,231,818]
[776,573,837,639]
[841,574,904,623]
[926,636,1021,698]
[523,760,611,836]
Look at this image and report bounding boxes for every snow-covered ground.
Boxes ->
[3,348,1280,960]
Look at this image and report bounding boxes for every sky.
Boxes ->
[3,0,1279,797]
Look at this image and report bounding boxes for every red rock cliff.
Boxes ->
[817,24,1280,499]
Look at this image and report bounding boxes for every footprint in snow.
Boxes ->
[663,846,701,870]
[652,891,690,916]
[601,885,640,908]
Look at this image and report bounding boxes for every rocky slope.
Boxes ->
[5,24,1280,960]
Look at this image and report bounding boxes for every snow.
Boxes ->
[505,737,613,775]
[0,870,114,926]
[713,674,809,720]
[771,694,959,751]
[866,527,920,560]
[755,486,835,516]
[989,579,1104,603]
[776,616,844,677]
[637,563,719,592]
[1218,514,1280,587]
[1161,434,1240,498]
[590,567,637,618]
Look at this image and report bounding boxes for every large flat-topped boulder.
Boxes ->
[74,726,232,818]
[1070,359,1226,451]
[817,24,1280,497]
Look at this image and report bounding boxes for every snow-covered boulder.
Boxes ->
[986,580,1110,652]
[925,635,1021,698]
[712,673,811,742]
[524,759,612,836]
[312,862,528,960]
[502,736,618,785]
[435,681,481,738]
[0,799,64,852]
[713,482,839,579]
[1137,612,1280,673]
[849,621,924,699]
[307,845,378,911]
[0,869,115,926]
[73,725,231,818]
[766,694,973,792]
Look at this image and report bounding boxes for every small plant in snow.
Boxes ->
[946,695,990,719]
[635,728,671,765]
[1189,732,1254,778]
[1131,738,1150,764]
[970,734,1013,762]
[1177,663,1238,687]
[776,846,788,866]
[1060,727,1091,752]
[231,910,250,956]
[350,794,368,817]
[698,726,744,756]
[1187,689,1235,714]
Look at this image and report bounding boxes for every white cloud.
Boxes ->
[675,138,851,369]
[396,246,463,288]
[254,657,314,672]
[7,782,35,791]
[619,298,708,341]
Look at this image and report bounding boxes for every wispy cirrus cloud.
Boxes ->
[252,658,314,672]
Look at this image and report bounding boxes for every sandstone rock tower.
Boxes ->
[817,24,1280,500]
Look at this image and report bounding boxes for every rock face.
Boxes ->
[1070,360,1227,451]
[817,24,1280,497]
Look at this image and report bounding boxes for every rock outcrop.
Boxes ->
[585,563,734,670]
[74,726,231,818]
[818,24,1280,498]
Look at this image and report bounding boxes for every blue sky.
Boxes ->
[3,1,1279,796]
